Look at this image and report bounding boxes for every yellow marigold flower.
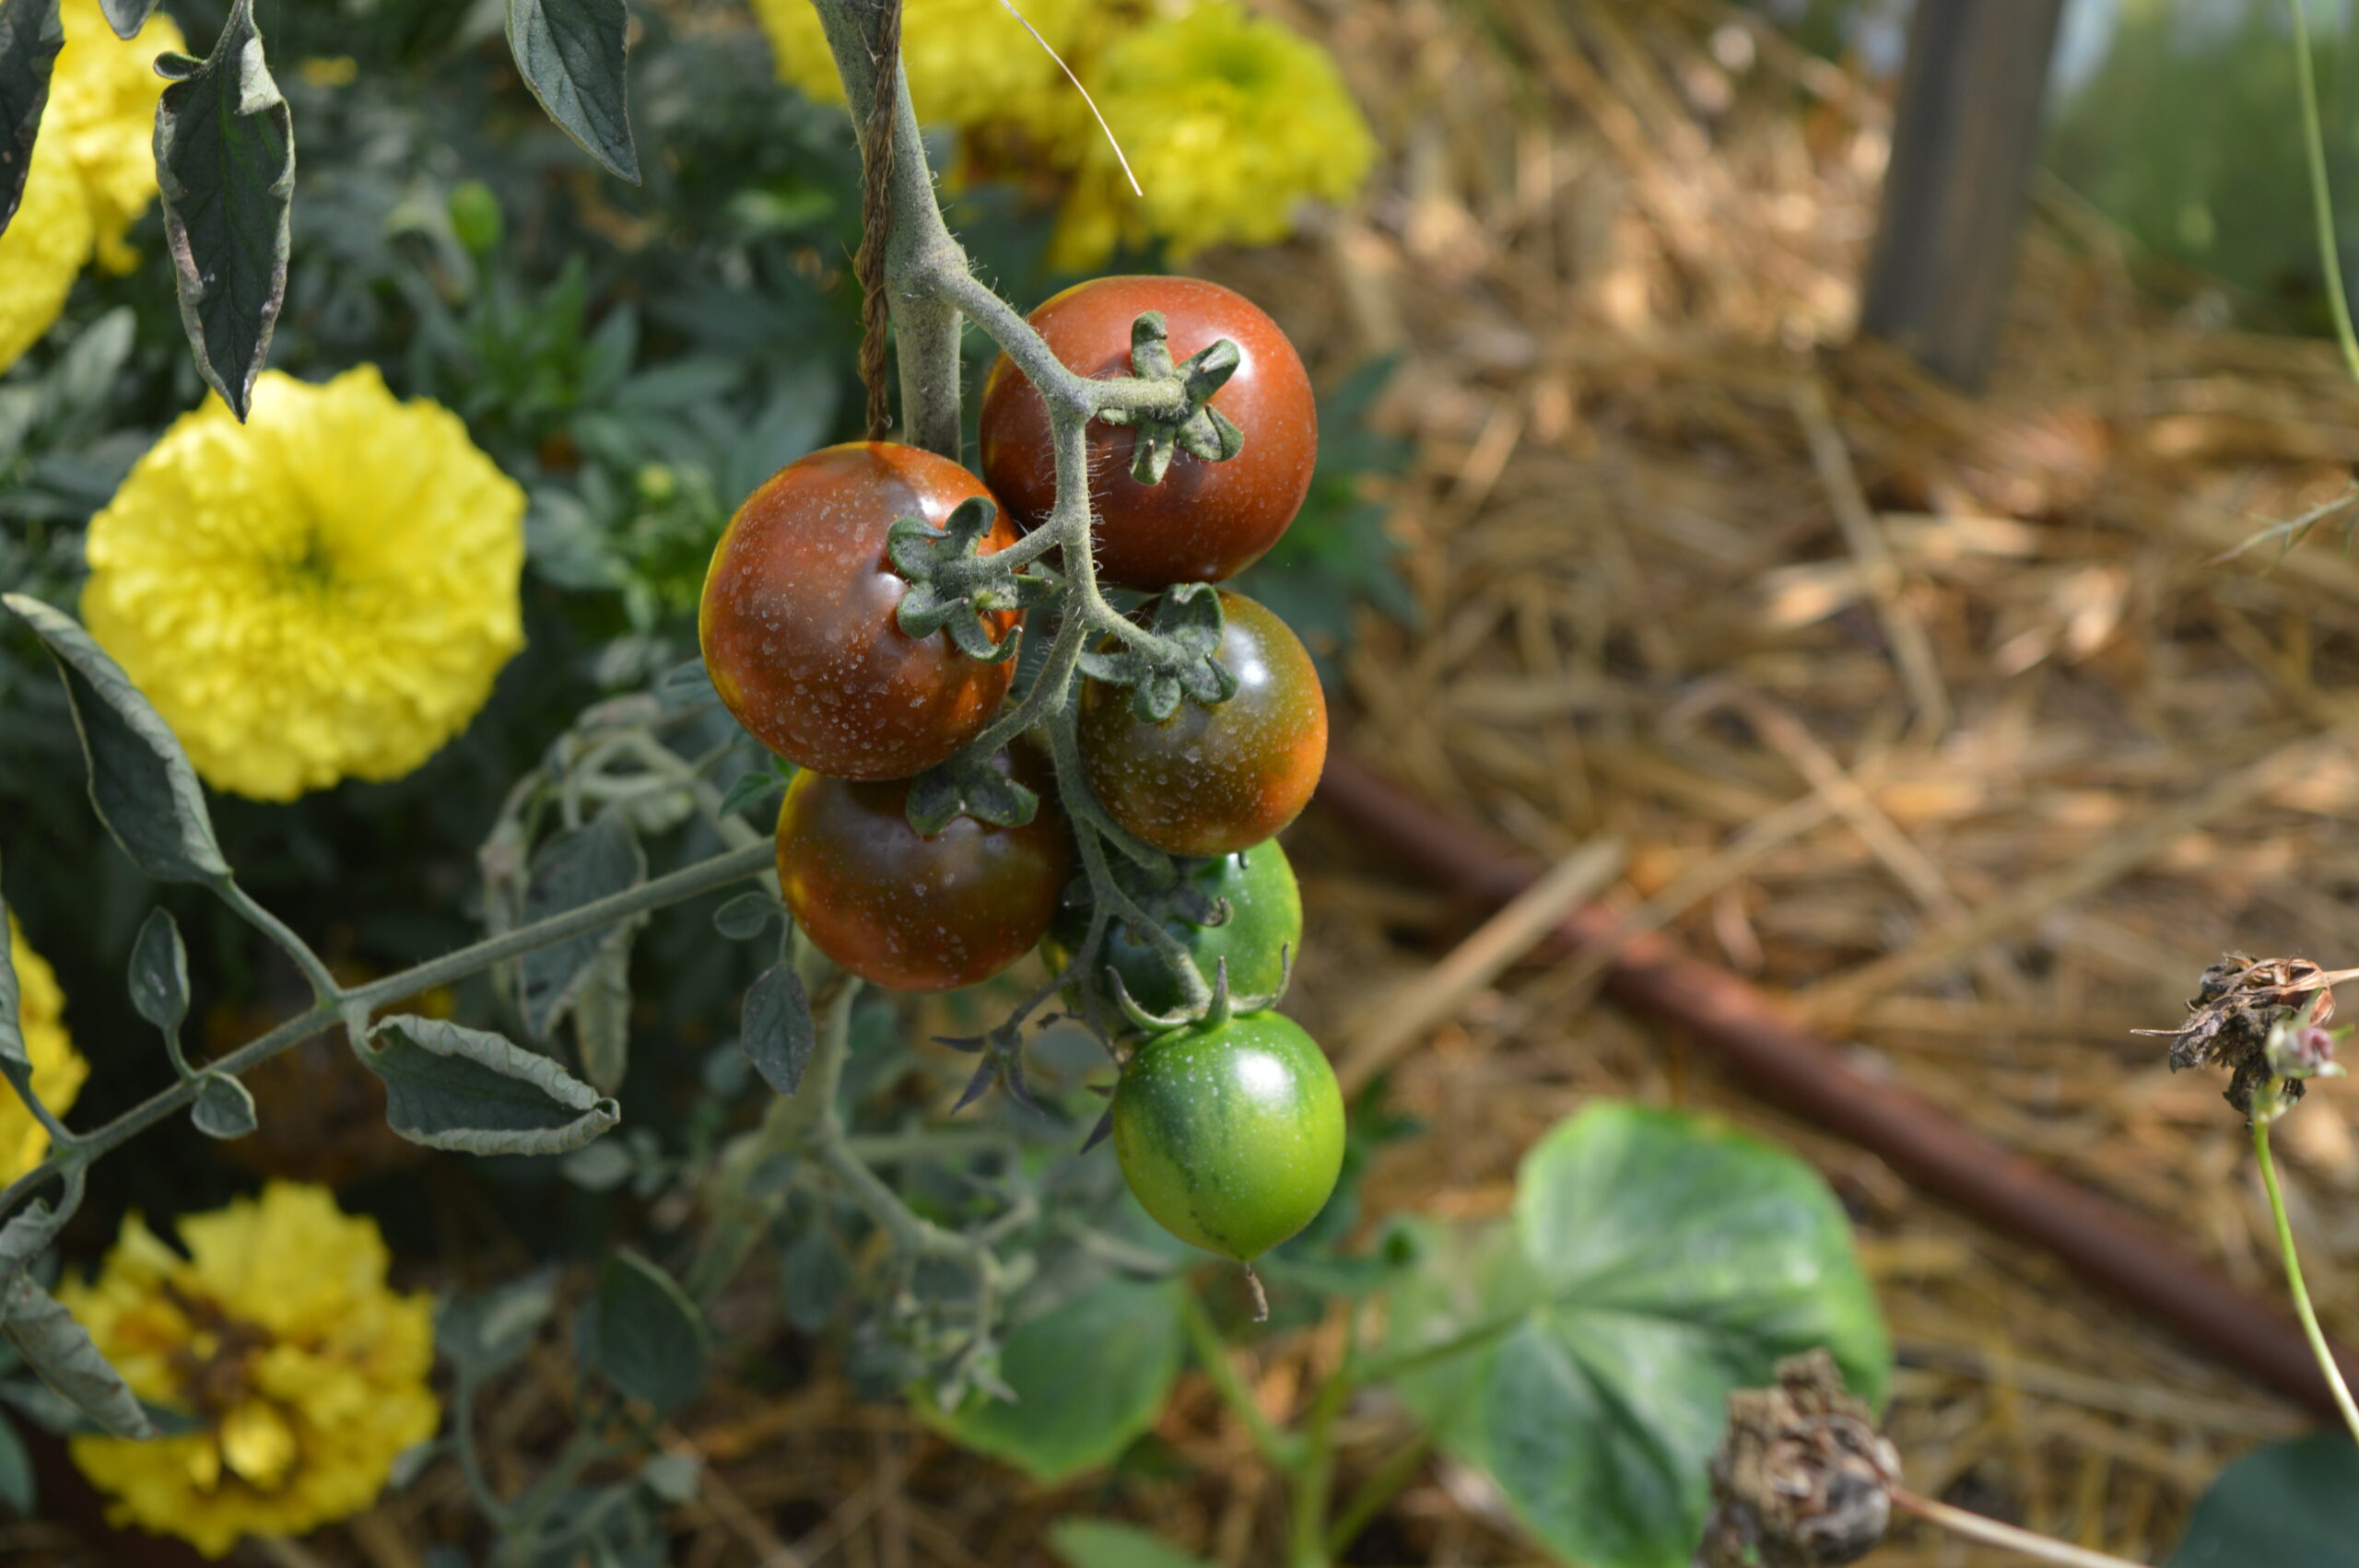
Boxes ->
[4,916,88,1183]
[751,0,1089,128]
[81,366,528,802]
[62,1183,440,1559]
[49,0,182,273]
[1050,1,1376,268]
[0,135,94,374]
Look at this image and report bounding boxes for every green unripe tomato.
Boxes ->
[1043,842,1303,1016]
[1112,1012,1344,1261]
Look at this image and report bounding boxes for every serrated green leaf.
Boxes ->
[128,907,189,1034]
[740,965,814,1095]
[190,1074,256,1139]
[593,1251,706,1413]
[506,0,640,183]
[2,1280,150,1439]
[154,0,294,421]
[519,813,646,1039]
[2170,1433,2359,1566]
[921,1273,1185,1483]
[96,0,158,40]
[0,0,60,237]
[1383,1105,1889,1568]
[363,1015,620,1156]
[1048,1520,1210,1568]
[2,595,229,885]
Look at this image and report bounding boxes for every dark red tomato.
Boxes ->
[1078,592,1328,858]
[775,759,1073,993]
[700,442,1019,780]
[977,277,1316,591]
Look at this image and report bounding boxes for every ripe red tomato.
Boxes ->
[1078,592,1328,858]
[700,442,1019,781]
[977,276,1317,591]
[775,761,1072,993]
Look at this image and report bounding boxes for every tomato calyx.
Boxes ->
[1108,947,1292,1036]
[1077,582,1239,723]
[904,746,1039,836]
[887,494,1054,664]
[1094,311,1248,486]
[934,1020,1045,1116]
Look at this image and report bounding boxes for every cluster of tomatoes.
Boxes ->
[699,276,1344,1268]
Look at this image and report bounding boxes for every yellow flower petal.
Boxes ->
[64,1182,440,1559]
[3,917,89,1183]
[50,0,183,273]
[0,136,94,373]
[751,0,1090,128]
[80,367,528,802]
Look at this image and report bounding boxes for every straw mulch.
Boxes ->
[26,2,2359,1565]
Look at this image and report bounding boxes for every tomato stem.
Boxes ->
[2253,1114,2359,1445]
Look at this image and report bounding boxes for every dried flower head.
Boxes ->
[1696,1349,1899,1568]
[2136,954,2356,1117]
[62,1183,438,1558]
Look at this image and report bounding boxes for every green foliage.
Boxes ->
[921,1270,1188,1483]
[364,1014,621,1155]
[189,1073,256,1139]
[2171,1432,2359,1565]
[0,0,61,234]
[592,1250,707,1414]
[505,0,640,183]
[1386,1105,1890,1568]
[1049,1518,1213,1568]
[518,811,647,1039]
[2,1279,150,1439]
[154,0,295,419]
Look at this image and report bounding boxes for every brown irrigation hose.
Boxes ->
[1314,750,2359,1422]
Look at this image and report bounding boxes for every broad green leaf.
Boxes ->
[1385,1104,1889,1568]
[154,0,293,420]
[2,596,229,884]
[190,1074,256,1139]
[520,813,646,1039]
[363,1015,619,1156]
[0,1199,65,1313]
[0,0,60,235]
[96,0,158,40]
[923,1273,1186,1483]
[0,1411,30,1515]
[127,907,189,1034]
[740,965,815,1095]
[593,1251,706,1413]
[2170,1433,2359,1566]
[439,1270,557,1379]
[2,1279,151,1438]
[1048,1519,1210,1568]
[505,0,640,183]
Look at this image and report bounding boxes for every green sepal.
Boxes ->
[1097,313,1248,486]
[887,498,1045,663]
[906,751,1039,836]
[1080,586,1237,723]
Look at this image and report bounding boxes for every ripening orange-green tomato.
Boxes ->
[1078,592,1328,858]
[977,276,1318,591]
[699,442,1019,780]
[1112,1012,1344,1261]
[775,760,1072,993]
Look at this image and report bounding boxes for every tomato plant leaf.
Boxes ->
[96,0,159,40]
[0,1410,31,1516]
[740,964,816,1095]
[519,812,646,1039]
[921,1271,1185,1483]
[505,0,640,184]
[569,937,634,1092]
[711,890,780,942]
[127,907,189,1035]
[0,896,22,1073]
[2169,1433,2359,1566]
[439,1270,558,1380]
[154,0,294,422]
[1381,1104,1889,1568]
[593,1250,707,1413]
[1048,1519,1211,1568]
[0,0,60,238]
[189,1073,256,1140]
[1,1279,151,1439]
[363,1014,620,1156]
[2,595,230,885]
